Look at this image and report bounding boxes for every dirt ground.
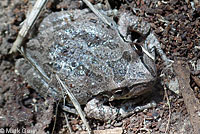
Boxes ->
[0,0,200,134]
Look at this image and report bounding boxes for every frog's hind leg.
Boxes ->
[117,100,156,120]
[145,32,174,66]
[84,97,120,121]
[84,97,156,121]
[15,58,59,99]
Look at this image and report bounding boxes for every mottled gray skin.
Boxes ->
[16,9,158,119]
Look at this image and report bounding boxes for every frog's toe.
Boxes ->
[118,101,157,120]
[84,98,119,121]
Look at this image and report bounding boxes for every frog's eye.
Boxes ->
[109,89,124,101]
[113,88,129,96]
[109,88,130,101]
[114,89,123,95]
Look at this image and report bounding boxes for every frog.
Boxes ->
[15,7,159,121]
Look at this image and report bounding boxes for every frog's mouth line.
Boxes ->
[107,80,154,101]
[109,87,130,101]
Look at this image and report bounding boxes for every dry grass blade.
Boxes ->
[82,0,115,28]
[17,47,50,82]
[164,85,171,134]
[64,112,73,134]
[193,0,199,6]
[141,46,155,61]
[55,74,92,134]
[80,127,123,134]
[191,75,200,87]
[9,0,48,53]
[51,101,60,134]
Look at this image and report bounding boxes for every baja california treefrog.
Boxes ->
[16,8,160,120]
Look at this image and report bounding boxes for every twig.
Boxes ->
[139,118,151,134]
[164,85,171,134]
[82,0,115,29]
[191,75,200,88]
[80,127,123,134]
[17,47,50,82]
[195,46,200,50]
[141,46,155,61]
[185,0,189,4]
[51,100,60,134]
[60,80,74,134]
[9,0,48,53]
[55,74,92,134]
[64,112,73,134]
[194,0,199,7]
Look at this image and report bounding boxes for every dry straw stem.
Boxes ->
[193,0,199,6]
[83,0,115,28]
[56,74,92,134]
[9,0,48,53]
[64,113,73,134]
[80,127,123,134]
[164,85,171,134]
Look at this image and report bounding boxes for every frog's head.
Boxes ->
[109,79,155,101]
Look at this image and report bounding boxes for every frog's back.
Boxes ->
[18,10,155,104]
